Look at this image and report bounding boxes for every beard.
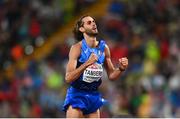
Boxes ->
[85,29,98,37]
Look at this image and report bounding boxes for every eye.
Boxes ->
[87,21,91,25]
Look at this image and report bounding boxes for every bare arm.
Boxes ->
[65,43,98,83]
[104,45,128,81]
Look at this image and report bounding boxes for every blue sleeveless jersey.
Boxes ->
[62,39,107,114]
[71,39,106,91]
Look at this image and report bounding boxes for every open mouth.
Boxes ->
[92,27,97,30]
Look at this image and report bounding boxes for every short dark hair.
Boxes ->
[73,15,89,41]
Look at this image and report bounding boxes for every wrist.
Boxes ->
[119,66,126,72]
[84,61,91,67]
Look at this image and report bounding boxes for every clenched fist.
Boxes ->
[86,53,98,66]
[119,57,128,71]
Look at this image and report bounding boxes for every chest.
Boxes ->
[78,39,106,64]
[79,47,105,64]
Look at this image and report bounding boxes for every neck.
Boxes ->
[83,34,98,48]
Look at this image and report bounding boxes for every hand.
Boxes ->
[119,57,128,71]
[86,53,98,66]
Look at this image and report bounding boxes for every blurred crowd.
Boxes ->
[0,0,180,118]
[0,0,96,70]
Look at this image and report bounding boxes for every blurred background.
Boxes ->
[0,0,179,117]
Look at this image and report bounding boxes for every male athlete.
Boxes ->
[63,15,128,118]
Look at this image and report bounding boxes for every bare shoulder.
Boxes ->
[71,41,82,50]
[70,41,82,53]
[69,41,82,58]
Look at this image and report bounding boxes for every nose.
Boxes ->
[91,21,96,26]
[93,23,96,27]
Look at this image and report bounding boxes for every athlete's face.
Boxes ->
[80,16,98,36]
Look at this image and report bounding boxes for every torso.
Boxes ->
[70,39,106,91]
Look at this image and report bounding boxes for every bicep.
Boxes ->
[66,45,80,73]
[104,45,115,75]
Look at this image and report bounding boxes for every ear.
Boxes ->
[79,27,85,32]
